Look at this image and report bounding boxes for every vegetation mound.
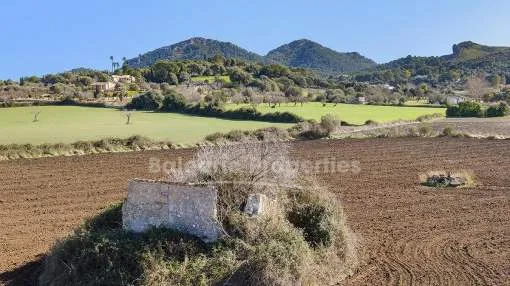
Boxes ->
[420,171,475,188]
[39,143,358,286]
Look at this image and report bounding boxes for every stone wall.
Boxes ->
[122,180,222,243]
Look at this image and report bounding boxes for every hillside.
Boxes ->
[126,37,377,74]
[266,39,377,73]
[125,37,263,67]
[355,41,510,84]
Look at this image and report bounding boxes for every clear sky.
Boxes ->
[2,0,509,79]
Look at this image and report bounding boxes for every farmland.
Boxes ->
[226,102,446,124]
[1,137,509,285]
[0,106,289,145]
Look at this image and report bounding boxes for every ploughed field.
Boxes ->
[1,137,509,285]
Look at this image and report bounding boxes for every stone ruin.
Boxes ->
[122,179,271,243]
[122,180,222,243]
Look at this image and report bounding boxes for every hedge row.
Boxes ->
[126,91,304,123]
[446,101,508,118]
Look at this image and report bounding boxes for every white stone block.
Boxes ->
[122,180,222,243]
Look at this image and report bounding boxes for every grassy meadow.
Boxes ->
[0,106,289,145]
[190,75,231,83]
[226,102,445,124]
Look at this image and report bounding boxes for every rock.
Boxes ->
[122,179,222,243]
[449,176,466,187]
[244,193,268,216]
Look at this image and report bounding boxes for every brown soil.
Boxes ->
[430,117,510,137]
[1,137,509,285]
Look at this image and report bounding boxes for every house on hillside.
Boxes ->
[381,84,395,91]
[91,82,116,93]
[112,75,136,83]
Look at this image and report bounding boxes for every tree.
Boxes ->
[32,110,41,122]
[110,56,115,73]
[114,83,128,102]
[466,75,487,100]
[123,109,134,124]
[161,90,187,112]
[487,74,502,88]
[122,57,127,67]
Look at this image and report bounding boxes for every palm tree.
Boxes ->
[109,56,114,73]
[122,57,127,67]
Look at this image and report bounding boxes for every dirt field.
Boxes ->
[430,117,510,137]
[1,138,509,285]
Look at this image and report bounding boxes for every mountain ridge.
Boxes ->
[126,37,377,74]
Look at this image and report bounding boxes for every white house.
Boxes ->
[112,75,136,83]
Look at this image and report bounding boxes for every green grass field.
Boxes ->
[0,106,289,145]
[226,102,445,124]
[190,75,231,83]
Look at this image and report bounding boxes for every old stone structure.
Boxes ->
[122,180,222,242]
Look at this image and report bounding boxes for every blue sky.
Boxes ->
[1,0,509,79]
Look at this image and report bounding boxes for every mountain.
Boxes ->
[125,37,263,68]
[126,37,377,74]
[266,39,377,73]
[382,41,510,70]
[447,41,510,62]
[356,41,510,84]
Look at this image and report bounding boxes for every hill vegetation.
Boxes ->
[354,41,510,87]
[266,39,376,74]
[126,37,263,68]
[126,37,376,75]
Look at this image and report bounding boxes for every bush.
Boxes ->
[416,113,443,122]
[296,115,341,139]
[418,125,433,137]
[320,114,341,134]
[161,90,188,112]
[446,101,482,117]
[204,132,225,143]
[442,126,457,137]
[287,199,333,247]
[486,102,509,117]
[126,91,163,110]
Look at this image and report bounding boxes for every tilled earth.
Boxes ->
[1,137,509,285]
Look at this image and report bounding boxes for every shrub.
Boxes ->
[126,91,163,110]
[204,132,225,143]
[419,171,475,188]
[446,101,482,117]
[418,124,433,137]
[161,90,188,112]
[225,129,250,142]
[416,113,443,122]
[296,115,341,139]
[486,102,509,117]
[320,114,341,134]
[287,200,333,247]
[442,126,456,137]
